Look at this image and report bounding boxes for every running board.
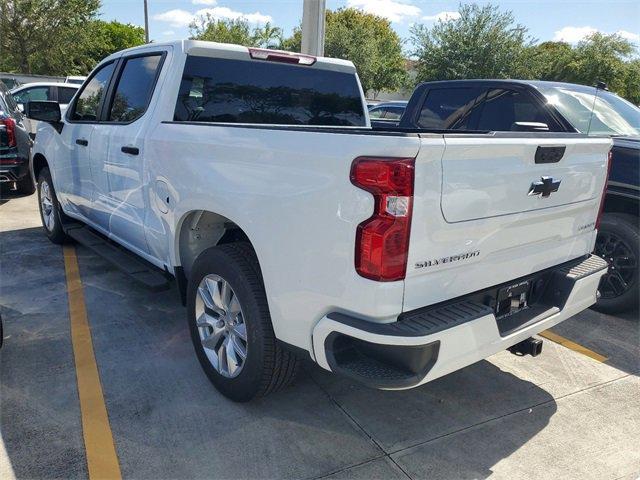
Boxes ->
[65,225,171,291]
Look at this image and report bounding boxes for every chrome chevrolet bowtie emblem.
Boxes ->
[528,176,561,197]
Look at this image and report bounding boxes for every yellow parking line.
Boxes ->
[63,245,122,480]
[539,330,608,363]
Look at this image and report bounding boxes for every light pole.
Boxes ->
[143,0,150,43]
[301,0,325,56]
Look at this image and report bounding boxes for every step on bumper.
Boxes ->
[312,255,608,390]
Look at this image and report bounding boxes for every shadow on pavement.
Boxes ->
[0,224,582,479]
[551,307,639,376]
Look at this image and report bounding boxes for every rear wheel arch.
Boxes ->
[175,210,257,280]
[32,153,49,181]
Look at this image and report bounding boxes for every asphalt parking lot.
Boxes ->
[1,190,639,480]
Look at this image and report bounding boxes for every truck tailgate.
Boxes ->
[403,133,611,312]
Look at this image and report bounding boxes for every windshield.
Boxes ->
[539,85,640,137]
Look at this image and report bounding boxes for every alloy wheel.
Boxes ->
[195,274,248,378]
[595,231,637,299]
[40,180,55,231]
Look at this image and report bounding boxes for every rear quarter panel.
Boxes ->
[144,123,422,352]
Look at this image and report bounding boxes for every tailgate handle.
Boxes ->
[535,145,565,164]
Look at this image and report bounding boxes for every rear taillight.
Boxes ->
[350,156,415,281]
[248,48,316,65]
[595,149,612,231]
[1,117,16,147]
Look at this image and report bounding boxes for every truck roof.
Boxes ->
[102,40,357,74]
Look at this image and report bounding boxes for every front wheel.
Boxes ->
[187,243,299,402]
[592,213,639,314]
[37,167,68,244]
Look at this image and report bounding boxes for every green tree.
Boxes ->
[189,15,282,48]
[0,0,101,75]
[565,33,635,94]
[84,20,146,64]
[411,3,534,82]
[621,59,640,105]
[324,8,406,97]
[528,41,575,80]
[280,9,407,97]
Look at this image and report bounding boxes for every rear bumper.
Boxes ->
[0,162,29,183]
[312,255,608,389]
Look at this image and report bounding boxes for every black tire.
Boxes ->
[187,243,299,402]
[592,213,639,314]
[16,175,35,195]
[37,167,69,244]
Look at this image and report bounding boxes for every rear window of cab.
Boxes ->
[173,56,366,127]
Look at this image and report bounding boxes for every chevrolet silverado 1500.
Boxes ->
[26,41,611,401]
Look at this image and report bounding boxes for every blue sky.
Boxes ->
[100,0,640,51]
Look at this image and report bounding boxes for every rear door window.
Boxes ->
[107,54,163,123]
[417,88,484,129]
[57,87,78,104]
[70,61,116,121]
[13,86,51,104]
[174,56,366,126]
[476,88,561,131]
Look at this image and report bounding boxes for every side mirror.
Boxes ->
[24,101,61,123]
[511,122,549,132]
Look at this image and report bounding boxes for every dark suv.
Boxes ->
[395,79,639,313]
[0,81,34,194]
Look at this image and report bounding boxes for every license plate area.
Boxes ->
[495,280,531,319]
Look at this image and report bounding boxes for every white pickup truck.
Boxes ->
[26,41,611,402]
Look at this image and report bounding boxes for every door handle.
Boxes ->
[121,146,139,155]
[75,138,88,146]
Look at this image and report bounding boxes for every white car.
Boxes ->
[27,41,611,402]
[11,82,79,135]
[65,75,87,85]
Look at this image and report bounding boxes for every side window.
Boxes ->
[369,107,385,119]
[417,88,483,129]
[58,87,78,104]
[71,62,115,121]
[476,88,560,131]
[13,86,51,104]
[108,54,162,123]
[385,106,404,121]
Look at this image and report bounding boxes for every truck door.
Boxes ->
[55,61,116,218]
[89,51,165,255]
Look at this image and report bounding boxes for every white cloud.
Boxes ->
[346,0,421,23]
[192,0,217,4]
[162,30,175,36]
[153,9,194,28]
[553,26,598,43]
[195,6,272,24]
[422,11,460,22]
[153,5,272,28]
[554,26,640,44]
[617,30,640,42]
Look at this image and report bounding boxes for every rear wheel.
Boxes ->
[592,213,638,314]
[187,243,299,402]
[37,167,68,244]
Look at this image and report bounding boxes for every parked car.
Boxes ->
[367,100,407,123]
[397,79,639,313]
[26,42,610,401]
[11,82,79,136]
[65,75,87,85]
[0,81,34,194]
[0,77,21,90]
